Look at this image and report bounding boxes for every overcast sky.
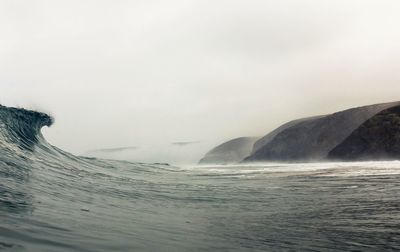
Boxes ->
[1,0,400,156]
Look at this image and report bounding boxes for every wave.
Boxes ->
[0,105,172,211]
[0,105,53,151]
[0,105,172,169]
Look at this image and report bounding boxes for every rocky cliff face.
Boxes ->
[199,137,258,164]
[328,105,400,160]
[200,102,400,164]
[244,101,400,162]
[250,116,324,155]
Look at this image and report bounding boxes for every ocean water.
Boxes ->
[1,106,400,251]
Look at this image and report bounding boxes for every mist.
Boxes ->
[1,0,400,163]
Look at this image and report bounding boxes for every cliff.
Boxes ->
[328,105,400,160]
[244,101,400,162]
[199,137,258,164]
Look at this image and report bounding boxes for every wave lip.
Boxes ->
[0,105,53,151]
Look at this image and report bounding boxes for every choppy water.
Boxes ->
[1,106,400,251]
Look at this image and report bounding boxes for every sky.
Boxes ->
[1,0,400,161]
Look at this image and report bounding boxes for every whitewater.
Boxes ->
[1,105,400,251]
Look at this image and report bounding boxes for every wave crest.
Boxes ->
[0,105,53,151]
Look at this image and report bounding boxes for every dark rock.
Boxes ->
[328,105,400,160]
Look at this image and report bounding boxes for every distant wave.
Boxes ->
[89,146,140,153]
[171,141,200,146]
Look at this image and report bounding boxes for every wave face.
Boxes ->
[1,106,400,251]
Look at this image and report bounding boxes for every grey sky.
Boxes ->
[1,0,400,159]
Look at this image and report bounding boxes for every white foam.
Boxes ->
[182,161,400,177]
